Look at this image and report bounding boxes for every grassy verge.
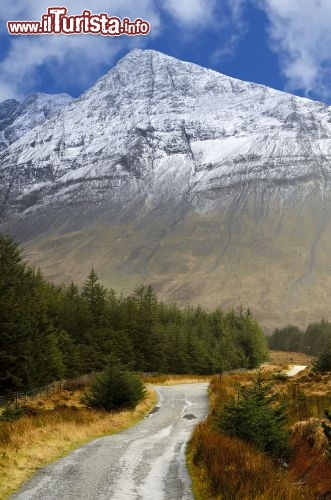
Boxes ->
[186,442,219,500]
[188,368,331,499]
[0,387,156,499]
[188,420,305,500]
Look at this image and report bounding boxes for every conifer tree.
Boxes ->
[81,269,107,326]
[82,357,146,410]
[216,372,290,459]
[313,345,331,372]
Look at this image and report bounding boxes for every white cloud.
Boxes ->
[162,0,247,62]
[256,0,331,99]
[0,82,16,101]
[3,0,331,103]
[0,0,248,101]
[162,0,216,26]
[0,1,161,100]
[211,0,247,62]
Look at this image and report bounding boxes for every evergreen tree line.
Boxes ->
[0,234,268,395]
[269,321,331,356]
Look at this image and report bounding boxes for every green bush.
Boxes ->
[0,405,25,422]
[215,373,290,459]
[313,347,331,373]
[82,365,147,411]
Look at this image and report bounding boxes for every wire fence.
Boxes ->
[0,381,62,408]
[0,373,96,408]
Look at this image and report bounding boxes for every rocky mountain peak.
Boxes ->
[1,50,331,329]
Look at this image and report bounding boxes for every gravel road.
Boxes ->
[12,383,208,500]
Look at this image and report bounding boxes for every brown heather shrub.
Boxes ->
[290,419,331,498]
[0,425,11,446]
[190,422,305,500]
[291,419,327,453]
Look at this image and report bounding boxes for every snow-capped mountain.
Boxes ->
[1,49,331,330]
[0,92,73,151]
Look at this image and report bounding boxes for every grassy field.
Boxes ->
[188,358,331,500]
[0,386,156,499]
[269,350,312,366]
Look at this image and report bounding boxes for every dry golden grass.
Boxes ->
[0,387,156,499]
[268,371,331,427]
[208,372,262,412]
[291,418,327,454]
[290,421,331,498]
[269,350,313,367]
[141,374,212,385]
[186,444,220,500]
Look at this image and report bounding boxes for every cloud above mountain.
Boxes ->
[0,0,246,100]
[256,0,331,99]
[162,0,216,26]
[0,1,161,99]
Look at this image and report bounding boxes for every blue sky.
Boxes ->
[1,1,331,104]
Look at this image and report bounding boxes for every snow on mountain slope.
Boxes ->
[0,92,73,152]
[1,49,331,330]
[1,49,331,218]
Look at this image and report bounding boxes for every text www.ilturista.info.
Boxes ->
[7,7,151,36]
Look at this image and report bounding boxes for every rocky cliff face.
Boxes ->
[1,49,331,330]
